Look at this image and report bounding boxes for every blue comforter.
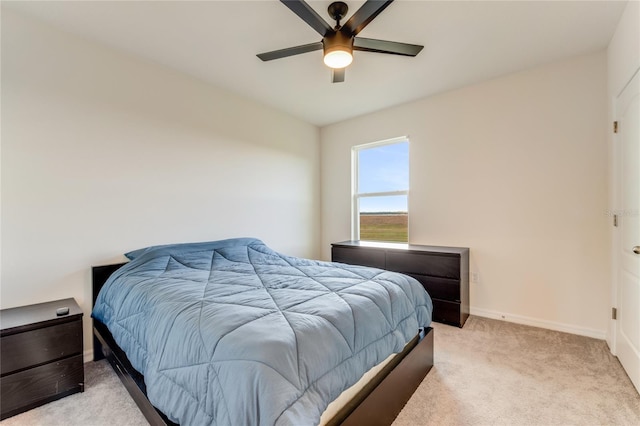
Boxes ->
[92,238,432,426]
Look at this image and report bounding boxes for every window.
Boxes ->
[352,137,409,242]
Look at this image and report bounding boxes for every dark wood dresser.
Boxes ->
[332,241,470,327]
[0,298,84,420]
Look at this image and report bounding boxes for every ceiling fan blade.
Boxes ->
[280,0,334,37]
[332,68,345,83]
[353,37,423,56]
[257,42,323,61]
[341,0,394,37]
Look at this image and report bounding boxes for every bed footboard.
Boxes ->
[329,327,433,426]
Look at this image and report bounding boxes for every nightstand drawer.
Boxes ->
[0,354,84,419]
[409,274,460,302]
[1,320,82,375]
[386,252,460,279]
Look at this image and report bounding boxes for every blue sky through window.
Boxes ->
[358,141,409,212]
[360,195,408,213]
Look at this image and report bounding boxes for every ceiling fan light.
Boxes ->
[323,31,354,69]
[324,49,353,68]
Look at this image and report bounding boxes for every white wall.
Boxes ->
[606,0,640,350]
[321,52,609,338]
[608,1,640,99]
[1,10,320,359]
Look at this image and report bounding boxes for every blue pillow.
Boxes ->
[124,247,150,260]
[124,238,262,260]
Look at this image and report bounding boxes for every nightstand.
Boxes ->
[0,298,84,420]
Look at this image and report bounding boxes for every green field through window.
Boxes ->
[359,213,408,242]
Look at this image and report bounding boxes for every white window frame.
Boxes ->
[351,136,409,241]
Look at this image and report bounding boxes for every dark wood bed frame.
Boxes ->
[92,263,434,426]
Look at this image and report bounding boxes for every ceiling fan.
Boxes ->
[257,0,424,83]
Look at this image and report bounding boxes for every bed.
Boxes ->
[92,238,434,426]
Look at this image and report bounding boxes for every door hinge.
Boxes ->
[612,307,617,320]
[614,214,618,227]
[613,121,618,133]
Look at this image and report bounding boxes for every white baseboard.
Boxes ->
[83,349,94,363]
[470,306,607,340]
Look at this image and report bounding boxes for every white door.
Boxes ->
[615,69,640,394]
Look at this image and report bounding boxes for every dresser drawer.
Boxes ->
[409,274,460,302]
[1,320,82,375]
[386,252,460,279]
[431,299,462,326]
[332,247,386,269]
[0,354,84,419]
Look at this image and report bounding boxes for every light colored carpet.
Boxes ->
[393,317,640,426]
[2,316,638,426]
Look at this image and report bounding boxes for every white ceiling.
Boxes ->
[3,0,628,126]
